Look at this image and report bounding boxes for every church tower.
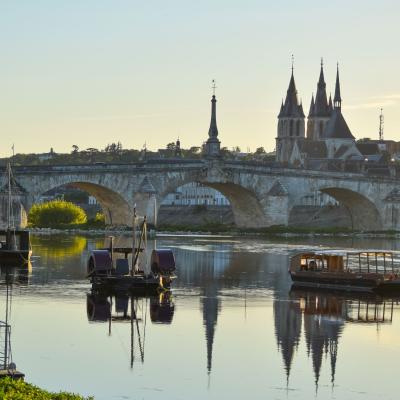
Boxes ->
[307,60,332,140]
[276,65,305,163]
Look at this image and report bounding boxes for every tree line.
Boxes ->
[0,141,275,166]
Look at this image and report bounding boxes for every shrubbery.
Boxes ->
[0,377,93,400]
[28,200,87,228]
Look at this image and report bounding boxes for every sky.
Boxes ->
[1,0,400,156]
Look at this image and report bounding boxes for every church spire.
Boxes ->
[278,63,305,118]
[314,58,330,117]
[334,64,342,110]
[308,94,315,117]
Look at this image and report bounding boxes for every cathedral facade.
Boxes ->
[276,63,361,166]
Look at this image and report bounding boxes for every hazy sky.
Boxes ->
[1,0,400,156]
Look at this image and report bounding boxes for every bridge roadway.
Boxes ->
[1,159,400,230]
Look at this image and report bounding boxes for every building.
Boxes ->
[277,62,362,167]
[161,182,230,206]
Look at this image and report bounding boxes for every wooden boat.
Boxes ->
[0,230,31,264]
[87,210,176,293]
[0,163,31,264]
[289,250,400,293]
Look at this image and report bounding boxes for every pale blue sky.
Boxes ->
[1,0,400,156]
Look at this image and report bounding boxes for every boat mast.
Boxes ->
[132,207,137,274]
[7,162,12,231]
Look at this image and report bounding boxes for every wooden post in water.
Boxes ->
[109,236,114,265]
[383,254,386,274]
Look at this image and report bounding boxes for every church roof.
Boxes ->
[356,142,380,156]
[334,144,351,158]
[278,73,305,118]
[323,109,354,140]
[298,140,328,158]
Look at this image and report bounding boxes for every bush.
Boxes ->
[94,212,105,224]
[0,377,93,399]
[85,212,106,229]
[28,200,87,228]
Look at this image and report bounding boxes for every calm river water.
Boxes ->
[1,233,400,399]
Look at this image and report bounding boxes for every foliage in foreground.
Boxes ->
[28,200,87,228]
[0,377,93,400]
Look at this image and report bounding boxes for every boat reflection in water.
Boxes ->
[0,265,27,379]
[0,263,32,285]
[275,288,396,390]
[86,287,175,367]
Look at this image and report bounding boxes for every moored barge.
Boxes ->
[289,250,400,293]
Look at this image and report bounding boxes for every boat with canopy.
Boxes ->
[289,250,400,293]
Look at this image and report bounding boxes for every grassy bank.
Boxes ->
[0,377,93,400]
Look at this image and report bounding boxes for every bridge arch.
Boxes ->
[158,180,268,228]
[38,182,132,225]
[319,187,382,231]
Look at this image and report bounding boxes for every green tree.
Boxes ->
[255,147,266,154]
[28,200,87,228]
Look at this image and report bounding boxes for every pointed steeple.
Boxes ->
[328,93,333,112]
[314,59,330,117]
[334,64,342,109]
[279,68,305,118]
[308,94,315,117]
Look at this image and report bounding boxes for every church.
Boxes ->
[276,62,362,167]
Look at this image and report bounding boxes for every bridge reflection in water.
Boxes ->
[274,289,395,390]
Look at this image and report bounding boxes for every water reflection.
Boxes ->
[275,288,397,390]
[0,266,27,379]
[5,234,400,399]
[86,288,175,367]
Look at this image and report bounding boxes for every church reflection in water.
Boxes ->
[274,288,395,388]
[85,240,398,388]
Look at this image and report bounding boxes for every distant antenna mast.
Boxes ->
[379,108,384,141]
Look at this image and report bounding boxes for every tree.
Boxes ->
[166,142,176,151]
[255,147,266,154]
[72,145,79,154]
[28,200,87,228]
[189,146,201,154]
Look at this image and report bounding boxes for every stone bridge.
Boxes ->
[1,159,400,231]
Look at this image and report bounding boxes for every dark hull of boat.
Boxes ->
[0,250,31,264]
[90,275,167,294]
[290,272,381,293]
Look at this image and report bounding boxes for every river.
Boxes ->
[1,233,400,399]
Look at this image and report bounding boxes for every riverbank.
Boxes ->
[27,225,400,238]
[0,377,93,400]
